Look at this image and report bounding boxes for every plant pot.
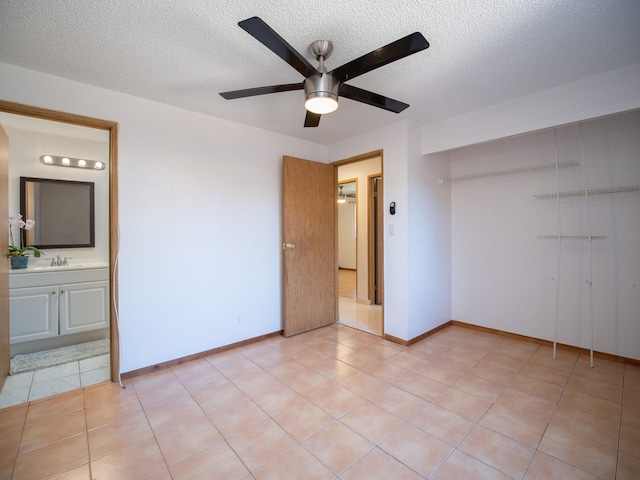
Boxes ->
[10,255,29,269]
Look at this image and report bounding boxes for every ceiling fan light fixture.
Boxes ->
[304,73,339,114]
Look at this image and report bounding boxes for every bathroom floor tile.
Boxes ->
[341,447,423,480]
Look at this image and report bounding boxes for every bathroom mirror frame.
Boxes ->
[20,176,96,249]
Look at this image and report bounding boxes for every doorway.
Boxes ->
[0,101,118,407]
[334,151,383,336]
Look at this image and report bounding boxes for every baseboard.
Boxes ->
[451,320,640,366]
[384,321,453,346]
[120,330,283,380]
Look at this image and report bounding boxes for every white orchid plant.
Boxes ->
[8,214,43,258]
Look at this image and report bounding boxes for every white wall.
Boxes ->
[422,63,640,154]
[449,110,640,360]
[0,63,328,373]
[5,127,110,261]
[338,157,382,302]
[330,121,452,340]
[337,200,356,269]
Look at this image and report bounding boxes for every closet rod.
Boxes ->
[532,184,640,200]
[537,235,606,240]
[439,160,578,183]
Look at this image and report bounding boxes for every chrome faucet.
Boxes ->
[50,255,68,266]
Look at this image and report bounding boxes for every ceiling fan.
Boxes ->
[220,17,429,127]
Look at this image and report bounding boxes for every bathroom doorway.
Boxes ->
[0,101,118,407]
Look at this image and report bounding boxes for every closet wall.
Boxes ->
[448,110,640,360]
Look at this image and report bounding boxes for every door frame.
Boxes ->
[0,100,120,381]
[332,149,384,335]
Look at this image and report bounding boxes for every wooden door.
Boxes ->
[0,125,9,387]
[282,156,336,336]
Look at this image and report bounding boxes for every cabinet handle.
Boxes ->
[60,290,65,294]
[52,291,57,295]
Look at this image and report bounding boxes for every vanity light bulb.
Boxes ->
[94,162,104,169]
[78,159,87,167]
[62,157,71,165]
[43,155,53,164]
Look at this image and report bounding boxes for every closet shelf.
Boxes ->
[537,235,606,240]
[439,160,578,184]
[532,185,640,200]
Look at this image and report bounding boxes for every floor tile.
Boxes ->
[272,399,335,441]
[18,409,86,454]
[338,371,390,400]
[253,444,334,480]
[155,415,223,465]
[170,441,249,480]
[617,451,640,480]
[538,423,617,480]
[433,387,493,422]
[310,384,365,418]
[394,371,448,401]
[0,323,636,479]
[88,411,155,459]
[341,402,404,444]
[567,372,623,402]
[379,423,452,477]
[557,388,621,423]
[208,396,270,439]
[12,433,88,479]
[85,392,143,430]
[226,419,297,471]
[480,404,548,448]
[550,403,620,449]
[493,388,556,423]
[524,451,598,479]
[459,424,534,479]
[520,362,570,386]
[90,436,166,480]
[409,403,474,447]
[0,428,21,462]
[341,447,423,480]
[432,449,512,479]
[508,373,564,403]
[452,373,505,402]
[302,421,373,475]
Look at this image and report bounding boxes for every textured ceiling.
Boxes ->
[1,0,639,145]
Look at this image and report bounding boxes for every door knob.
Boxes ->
[282,242,296,250]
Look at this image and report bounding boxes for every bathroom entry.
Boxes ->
[336,153,383,335]
[0,103,118,406]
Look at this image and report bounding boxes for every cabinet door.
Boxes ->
[59,281,109,335]
[9,286,59,344]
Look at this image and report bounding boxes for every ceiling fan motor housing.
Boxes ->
[304,72,339,105]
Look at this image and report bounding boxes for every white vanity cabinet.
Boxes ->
[9,267,109,345]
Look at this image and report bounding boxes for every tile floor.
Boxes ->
[0,354,111,408]
[338,269,382,336]
[0,324,639,479]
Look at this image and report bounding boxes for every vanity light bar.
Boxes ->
[40,155,105,170]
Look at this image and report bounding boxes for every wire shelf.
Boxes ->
[439,161,579,184]
[532,185,640,200]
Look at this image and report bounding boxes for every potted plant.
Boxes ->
[8,214,43,269]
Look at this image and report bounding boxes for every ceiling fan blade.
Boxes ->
[304,111,321,127]
[239,17,319,78]
[220,83,303,100]
[339,84,409,113]
[330,32,429,83]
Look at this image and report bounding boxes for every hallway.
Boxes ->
[338,269,382,336]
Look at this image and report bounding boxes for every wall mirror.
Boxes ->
[20,176,95,248]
